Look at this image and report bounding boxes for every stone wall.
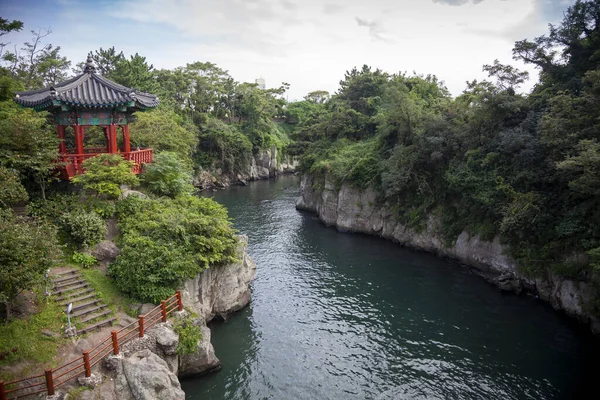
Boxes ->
[296,174,600,334]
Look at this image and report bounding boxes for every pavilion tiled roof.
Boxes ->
[14,55,159,110]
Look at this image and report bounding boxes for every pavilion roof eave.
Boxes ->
[14,55,159,111]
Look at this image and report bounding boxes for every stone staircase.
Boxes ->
[51,269,117,335]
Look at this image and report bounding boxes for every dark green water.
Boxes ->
[183,175,598,399]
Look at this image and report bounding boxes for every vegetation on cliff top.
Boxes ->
[289,1,600,295]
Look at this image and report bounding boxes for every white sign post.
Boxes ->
[67,303,73,330]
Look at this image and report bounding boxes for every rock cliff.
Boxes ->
[179,235,257,376]
[194,145,297,190]
[296,174,600,333]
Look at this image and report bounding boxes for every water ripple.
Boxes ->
[182,177,599,400]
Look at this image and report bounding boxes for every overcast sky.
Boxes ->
[1,0,576,100]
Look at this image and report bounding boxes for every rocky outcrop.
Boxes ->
[297,174,600,333]
[113,349,185,400]
[194,146,298,190]
[178,235,257,376]
[181,235,256,321]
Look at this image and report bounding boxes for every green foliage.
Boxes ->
[0,210,60,319]
[72,154,139,198]
[0,296,65,368]
[0,166,28,207]
[27,193,79,221]
[109,195,238,302]
[60,210,106,249]
[296,1,600,284]
[72,252,97,268]
[173,315,202,355]
[0,106,59,199]
[197,118,252,173]
[141,152,195,197]
[130,108,198,163]
[308,139,380,189]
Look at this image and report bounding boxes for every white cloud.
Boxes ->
[45,0,577,100]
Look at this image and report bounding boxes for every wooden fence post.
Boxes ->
[161,300,167,322]
[83,351,91,377]
[111,331,119,355]
[45,369,55,396]
[176,291,183,311]
[0,381,6,400]
[138,315,145,337]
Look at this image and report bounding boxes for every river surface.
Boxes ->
[183,175,598,399]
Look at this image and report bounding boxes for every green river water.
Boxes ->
[182,175,598,399]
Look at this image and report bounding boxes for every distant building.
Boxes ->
[255,78,265,90]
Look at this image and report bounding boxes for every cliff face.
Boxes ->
[194,145,297,190]
[296,174,600,334]
[179,235,257,377]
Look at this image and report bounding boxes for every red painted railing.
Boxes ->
[58,148,153,179]
[0,291,183,400]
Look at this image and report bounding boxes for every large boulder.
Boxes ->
[115,349,185,400]
[91,240,120,264]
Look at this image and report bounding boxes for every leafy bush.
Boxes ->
[141,152,195,197]
[0,210,60,319]
[72,252,97,268]
[27,193,79,221]
[60,210,106,249]
[130,108,198,163]
[72,154,139,199]
[0,166,28,207]
[109,195,238,302]
[173,314,202,355]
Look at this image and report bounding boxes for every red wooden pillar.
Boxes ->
[111,330,119,355]
[57,126,66,154]
[176,291,183,311]
[103,127,109,152]
[44,370,55,396]
[74,125,84,155]
[161,301,167,322]
[83,351,91,377]
[122,125,131,153]
[110,125,118,153]
[138,315,145,338]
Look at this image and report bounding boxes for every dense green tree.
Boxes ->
[130,107,198,162]
[0,166,28,207]
[141,152,195,197]
[0,210,59,320]
[0,107,59,199]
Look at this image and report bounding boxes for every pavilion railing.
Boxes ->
[0,291,183,400]
[59,148,153,177]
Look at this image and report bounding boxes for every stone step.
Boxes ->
[59,293,98,307]
[53,282,90,296]
[53,274,83,285]
[72,304,106,318]
[56,287,95,303]
[78,309,112,325]
[71,299,102,312]
[79,317,117,335]
[54,279,87,290]
[51,269,80,278]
